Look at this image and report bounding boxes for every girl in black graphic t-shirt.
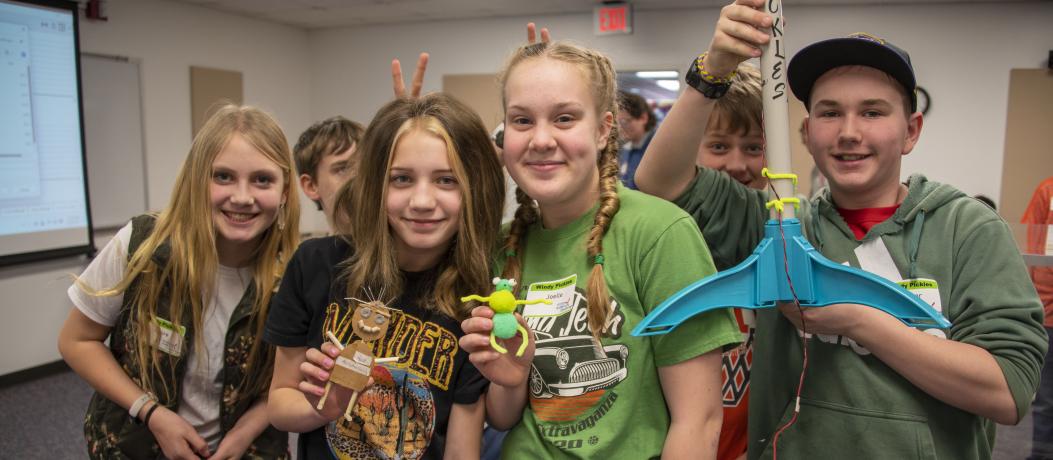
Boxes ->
[265,93,506,459]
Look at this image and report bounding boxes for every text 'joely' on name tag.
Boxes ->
[522,274,577,317]
[150,316,186,357]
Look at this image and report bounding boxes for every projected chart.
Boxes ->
[0,0,91,264]
[0,21,40,200]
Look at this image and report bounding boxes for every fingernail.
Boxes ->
[324,358,334,367]
[319,370,330,380]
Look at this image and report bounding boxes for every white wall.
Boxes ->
[79,0,319,232]
[0,0,314,376]
[310,1,1053,201]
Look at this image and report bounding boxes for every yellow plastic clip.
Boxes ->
[765,197,801,212]
[761,168,798,186]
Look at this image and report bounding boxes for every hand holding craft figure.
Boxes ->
[461,278,550,357]
[315,301,399,422]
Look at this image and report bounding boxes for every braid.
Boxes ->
[585,121,622,340]
[500,187,539,297]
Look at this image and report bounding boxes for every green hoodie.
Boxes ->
[674,168,1048,460]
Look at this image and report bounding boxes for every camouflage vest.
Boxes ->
[83,214,288,459]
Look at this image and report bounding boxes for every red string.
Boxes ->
[768,185,809,460]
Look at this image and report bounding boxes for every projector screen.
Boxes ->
[0,0,93,266]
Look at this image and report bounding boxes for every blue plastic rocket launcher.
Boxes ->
[632,169,950,337]
[633,0,948,337]
[461,278,552,357]
[631,210,952,337]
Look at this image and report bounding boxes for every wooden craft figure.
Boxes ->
[461,278,551,357]
[316,300,399,421]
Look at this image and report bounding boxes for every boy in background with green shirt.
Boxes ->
[635,1,1047,458]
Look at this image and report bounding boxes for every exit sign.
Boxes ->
[594,3,632,36]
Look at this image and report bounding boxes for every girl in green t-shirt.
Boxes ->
[460,40,741,459]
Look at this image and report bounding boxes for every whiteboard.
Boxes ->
[80,53,147,229]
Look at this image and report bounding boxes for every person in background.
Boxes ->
[1023,176,1053,460]
[691,60,766,460]
[617,91,657,189]
[294,116,364,231]
[974,194,997,211]
[697,63,767,194]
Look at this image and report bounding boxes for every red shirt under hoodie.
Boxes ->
[838,204,900,240]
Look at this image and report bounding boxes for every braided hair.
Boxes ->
[498,41,622,340]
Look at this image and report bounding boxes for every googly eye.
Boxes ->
[359,307,372,318]
[374,315,386,325]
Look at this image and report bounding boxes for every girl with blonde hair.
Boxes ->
[459,41,742,459]
[59,104,299,459]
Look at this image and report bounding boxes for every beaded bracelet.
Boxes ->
[695,52,737,84]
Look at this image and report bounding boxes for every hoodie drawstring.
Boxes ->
[809,199,824,251]
[907,210,926,279]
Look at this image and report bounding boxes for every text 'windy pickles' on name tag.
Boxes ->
[897,278,947,338]
[896,278,942,313]
[854,237,948,336]
[150,316,186,357]
[522,274,577,317]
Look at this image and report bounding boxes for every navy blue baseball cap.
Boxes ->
[788,33,917,113]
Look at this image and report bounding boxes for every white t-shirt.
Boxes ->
[68,222,251,449]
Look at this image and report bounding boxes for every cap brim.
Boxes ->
[788,37,916,112]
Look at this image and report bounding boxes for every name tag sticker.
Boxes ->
[896,278,942,313]
[523,275,577,317]
[896,278,947,338]
[150,316,186,357]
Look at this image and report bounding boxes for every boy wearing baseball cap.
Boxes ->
[634,1,1047,458]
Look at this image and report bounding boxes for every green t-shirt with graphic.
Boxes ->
[500,186,741,459]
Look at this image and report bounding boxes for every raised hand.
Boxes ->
[526,22,550,44]
[459,305,535,388]
[704,0,772,77]
[148,404,211,460]
[392,52,429,99]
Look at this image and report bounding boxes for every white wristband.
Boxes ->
[129,392,155,419]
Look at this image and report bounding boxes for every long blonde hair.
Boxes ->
[334,94,505,320]
[79,104,300,402]
[498,41,622,339]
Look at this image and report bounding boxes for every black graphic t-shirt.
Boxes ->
[265,236,488,460]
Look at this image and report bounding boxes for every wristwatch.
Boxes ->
[685,56,732,99]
